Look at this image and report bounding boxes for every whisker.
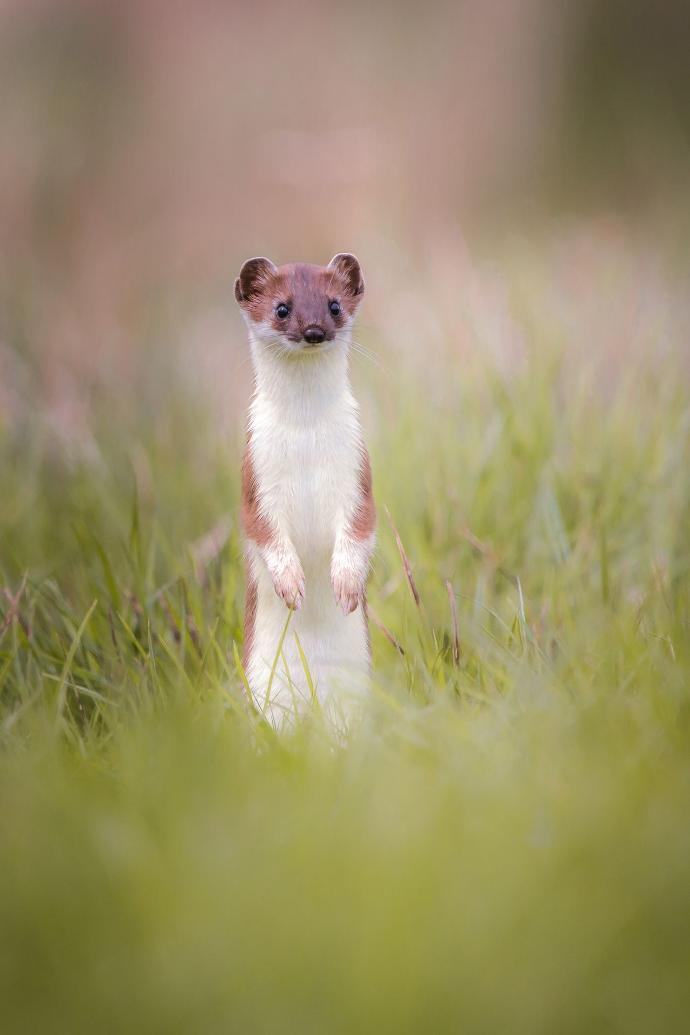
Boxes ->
[343,336,382,363]
[351,341,380,361]
[354,349,385,373]
[335,335,386,372]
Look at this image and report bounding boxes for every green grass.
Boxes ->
[1,252,690,1033]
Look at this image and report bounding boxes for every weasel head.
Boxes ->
[234,254,364,357]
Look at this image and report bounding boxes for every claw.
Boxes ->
[332,572,363,615]
[273,565,305,610]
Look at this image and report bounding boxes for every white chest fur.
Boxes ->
[244,337,372,724]
[249,391,361,558]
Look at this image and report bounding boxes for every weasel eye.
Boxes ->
[276,303,290,319]
[329,300,341,317]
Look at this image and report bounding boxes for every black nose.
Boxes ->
[303,325,325,345]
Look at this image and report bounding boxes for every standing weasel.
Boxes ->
[235,253,376,723]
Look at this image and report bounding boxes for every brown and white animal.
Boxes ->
[235,254,376,723]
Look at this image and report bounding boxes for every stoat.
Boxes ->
[235,253,375,724]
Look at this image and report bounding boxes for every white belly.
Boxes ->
[245,404,370,724]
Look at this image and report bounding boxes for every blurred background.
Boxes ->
[2,6,690,1031]
[1,0,689,451]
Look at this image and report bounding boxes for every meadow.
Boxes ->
[1,227,689,1033]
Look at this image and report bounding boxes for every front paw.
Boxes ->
[272,562,305,610]
[332,570,364,615]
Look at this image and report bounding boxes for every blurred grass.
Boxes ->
[1,237,690,1032]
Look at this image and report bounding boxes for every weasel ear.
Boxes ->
[235,257,278,305]
[327,253,364,297]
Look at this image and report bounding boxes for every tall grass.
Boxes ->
[1,239,690,1033]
